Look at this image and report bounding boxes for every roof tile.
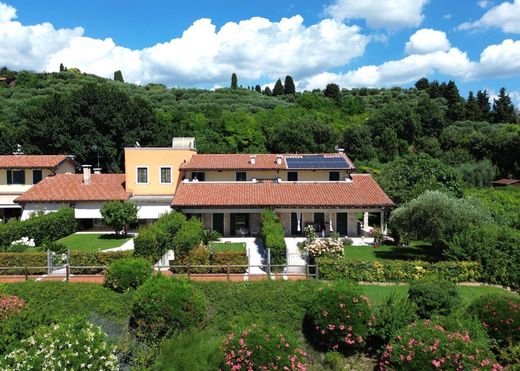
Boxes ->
[0,155,73,169]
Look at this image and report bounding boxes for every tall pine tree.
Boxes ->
[476,90,491,121]
[254,85,262,93]
[493,87,516,123]
[444,80,464,122]
[263,86,272,96]
[231,73,238,89]
[465,91,480,121]
[284,75,296,95]
[113,70,124,82]
[272,79,284,96]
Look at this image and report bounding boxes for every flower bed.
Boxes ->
[0,295,25,320]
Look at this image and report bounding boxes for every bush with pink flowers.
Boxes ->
[0,295,25,320]
[379,319,500,370]
[305,281,372,354]
[222,324,307,370]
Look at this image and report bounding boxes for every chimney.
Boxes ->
[276,155,283,165]
[250,155,256,165]
[93,167,102,174]
[82,165,92,185]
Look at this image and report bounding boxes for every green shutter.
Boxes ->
[6,170,12,185]
[20,170,25,184]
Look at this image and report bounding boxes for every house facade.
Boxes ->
[0,155,78,222]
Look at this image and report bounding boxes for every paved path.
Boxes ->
[103,237,135,252]
[219,237,266,275]
[284,238,307,273]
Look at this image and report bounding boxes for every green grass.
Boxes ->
[345,240,441,262]
[56,233,131,252]
[209,242,246,252]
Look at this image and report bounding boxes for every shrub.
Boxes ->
[408,280,460,319]
[0,295,25,320]
[222,324,307,370]
[0,208,77,247]
[212,250,247,273]
[130,275,207,340]
[380,319,499,370]
[100,200,138,235]
[305,281,371,353]
[369,293,418,349]
[104,257,152,292]
[172,217,204,258]
[260,209,286,265]
[316,258,481,283]
[0,321,119,370]
[183,245,211,273]
[467,293,520,349]
[301,237,344,259]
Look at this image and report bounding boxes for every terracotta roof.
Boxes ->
[180,153,355,171]
[492,179,520,185]
[172,174,394,208]
[15,174,129,203]
[0,155,75,169]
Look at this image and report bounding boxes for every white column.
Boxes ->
[363,212,369,229]
[380,209,387,235]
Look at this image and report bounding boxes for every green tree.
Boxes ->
[272,79,284,96]
[476,89,491,121]
[341,125,376,161]
[493,87,516,123]
[254,85,261,93]
[415,77,429,91]
[263,86,272,96]
[465,91,480,121]
[113,70,124,82]
[444,80,464,122]
[283,75,295,95]
[416,96,446,137]
[59,63,65,72]
[379,127,399,162]
[324,83,341,105]
[231,73,238,89]
[377,153,464,204]
[100,201,138,235]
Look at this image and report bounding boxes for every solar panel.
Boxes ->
[286,155,351,169]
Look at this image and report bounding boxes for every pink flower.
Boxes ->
[432,359,441,368]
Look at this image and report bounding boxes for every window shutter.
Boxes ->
[6,170,12,185]
[20,170,25,184]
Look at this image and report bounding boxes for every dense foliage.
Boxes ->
[260,209,286,265]
[1,69,518,179]
[0,208,77,248]
[408,280,460,319]
[183,246,248,273]
[104,257,152,292]
[100,201,138,235]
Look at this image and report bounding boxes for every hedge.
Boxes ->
[181,247,247,274]
[0,251,132,275]
[260,209,286,265]
[316,258,482,282]
[0,208,77,247]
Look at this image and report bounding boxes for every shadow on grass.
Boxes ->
[98,234,130,241]
[373,244,442,262]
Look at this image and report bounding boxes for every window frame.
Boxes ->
[136,166,149,184]
[287,171,298,181]
[7,169,25,185]
[159,166,172,184]
[192,171,205,181]
[329,171,340,181]
[235,171,247,181]
[32,169,43,184]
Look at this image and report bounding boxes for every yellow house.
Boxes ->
[0,154,78,221]
[124,138,197,222]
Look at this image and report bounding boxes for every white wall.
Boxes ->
[21,203,67,220]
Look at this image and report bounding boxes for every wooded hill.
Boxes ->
[0,67,518,181]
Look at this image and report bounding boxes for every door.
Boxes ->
[291,213,302,235]
[213,213,224,235]
[230,213,249,236]
[336,213,348,236]
[314,213,325,233]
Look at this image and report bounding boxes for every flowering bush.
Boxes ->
[467,293,520,349]
[11,237,35,247]
[302,238,344,259]
[130,275,207,340]
[306,281,371,353]
[0,295,25,320]
[222,324,307,370]
[379,319,500,370]
[408,280,460,319]
[0,321,119,370]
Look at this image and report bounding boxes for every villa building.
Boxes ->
[0,154,78,222]
[13,138,394,236]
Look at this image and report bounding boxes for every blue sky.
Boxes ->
[1,0,520,104]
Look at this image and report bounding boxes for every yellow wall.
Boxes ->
[125,148,196,195]
[187,169,351,182]
[0,162,75,187]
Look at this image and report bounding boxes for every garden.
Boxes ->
[56,233,131,252]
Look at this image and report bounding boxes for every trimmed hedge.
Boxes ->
[260,209,286,265]
[316,258,482,282]
[0,208,77,247]
[182,247,247,274]
[0,251,132,274]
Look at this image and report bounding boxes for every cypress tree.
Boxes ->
[324,83,341,105]
[284,75,296,95]
[444,80,464,122]
[231,73,238,89]
[415,77,429,91]
[493,87,516,123]
[465,91,480,121]
[255,85,261,93]
[273,79,284,96]
[476,89,491,121]
[113,70,124,82]
[263,87,272,96]
[59,63,65,72]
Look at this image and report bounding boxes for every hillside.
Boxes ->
[0,68,518,179]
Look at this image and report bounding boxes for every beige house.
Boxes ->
[0,155,78,222]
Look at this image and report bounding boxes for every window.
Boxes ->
[6,170,25,185]
[287,172,298,181]
[329,171,340,181]
[32,170,43,184]
[136,167,148,184]
[236,172,246,181]
[160,167,172,184]
[192,172,205,181]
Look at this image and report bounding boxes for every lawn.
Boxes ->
[56,233,131,252]
[209,241,246,252]
[344,240,441,262]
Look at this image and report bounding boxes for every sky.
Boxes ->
[1,0,520,106]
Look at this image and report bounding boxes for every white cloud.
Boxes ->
[0,3,370,86]
[324,0,429,29]
[477,39,520,78]
[488,88,520,108]
[0,1,16,22]
[478,0,493,8]
[405,28,451,55]
[458,0,520,33]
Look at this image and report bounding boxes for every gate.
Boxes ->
[47,249,69,276]
[286,251,307,273]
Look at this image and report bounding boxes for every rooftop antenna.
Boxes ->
[13,144,23,155]
[91,144,101,168]
[135,141,141,148]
